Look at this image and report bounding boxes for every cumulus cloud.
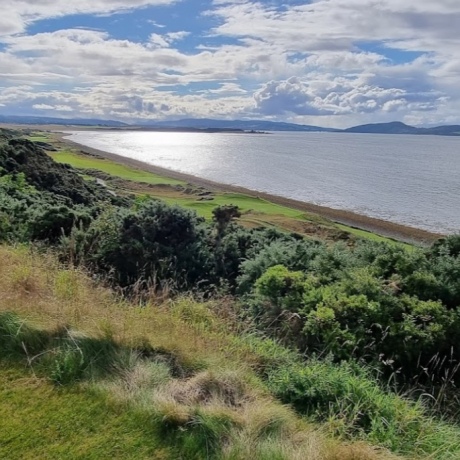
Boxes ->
[253,76,443,117]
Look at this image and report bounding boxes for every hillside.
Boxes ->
[3,244,460,460]
[145,118,338,132]
[344,122,419,134]
[2,129,460,458]
[1,245,403,460]
[0,114,127,127]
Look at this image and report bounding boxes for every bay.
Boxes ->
[65,131,460,234]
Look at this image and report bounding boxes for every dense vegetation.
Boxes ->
[2,128,460,458]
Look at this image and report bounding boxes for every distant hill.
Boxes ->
[345,121,460,136]
[344,121,419,134]
[419,125,460,136]
[144,118,339,132]
[0,115,128,127]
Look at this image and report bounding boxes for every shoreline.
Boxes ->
[56,130,443,245]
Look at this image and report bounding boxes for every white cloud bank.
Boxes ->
[0,0,459,126]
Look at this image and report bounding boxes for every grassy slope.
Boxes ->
[0,366,168,460]
[0,245,402,460]
[2,246,460,459]
[52,150,184,186]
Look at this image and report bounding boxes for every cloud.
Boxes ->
[0,0,178,36]
[149,31,190,48]
[209,0,460,53]
[253,76,443,117]
[208,83,247,94]
[33,103,73,111]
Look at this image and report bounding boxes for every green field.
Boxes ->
[335,223,413,247]
[26,135,51,142]
[51,150,184,186]
[162,192,312,219]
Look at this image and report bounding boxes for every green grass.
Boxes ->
[266,359,460,457]
[164,194,407,246]
[3,245,460,459]
[0,365,170,460]
[26,135,50,142]
[50,150,184,186]
[162,193,308,220]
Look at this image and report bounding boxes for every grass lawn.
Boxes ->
[0,365,170,460]
[50,150,184,186]
[26,135,51,142]
[335,223,414,248]
[162,192,310,220]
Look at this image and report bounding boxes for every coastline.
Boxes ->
[56,130,443,245]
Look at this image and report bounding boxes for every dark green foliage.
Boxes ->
[89,201,214,289]
[0,138,111,205]
[245,238,460,389]
[212,204,241,233]
[0,173,93,243]
[0,135,117,243]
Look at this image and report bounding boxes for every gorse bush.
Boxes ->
[0,137,116,206]
[88,200,214,289]
[246,240,460,389]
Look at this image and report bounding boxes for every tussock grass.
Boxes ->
[267,360,460,456]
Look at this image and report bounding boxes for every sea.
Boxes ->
[65,130,460,234]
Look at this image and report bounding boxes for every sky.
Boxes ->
[0,0,459,128]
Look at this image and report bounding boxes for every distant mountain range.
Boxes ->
[144,118,339,132]
[0,115,128,127]
[1,115,460,136]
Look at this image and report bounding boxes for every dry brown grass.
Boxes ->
[0,245,236,369]
[0,245,401,460]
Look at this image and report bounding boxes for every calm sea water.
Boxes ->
[65,131,460,234]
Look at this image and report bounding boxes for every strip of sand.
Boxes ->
[54,130,444,245]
